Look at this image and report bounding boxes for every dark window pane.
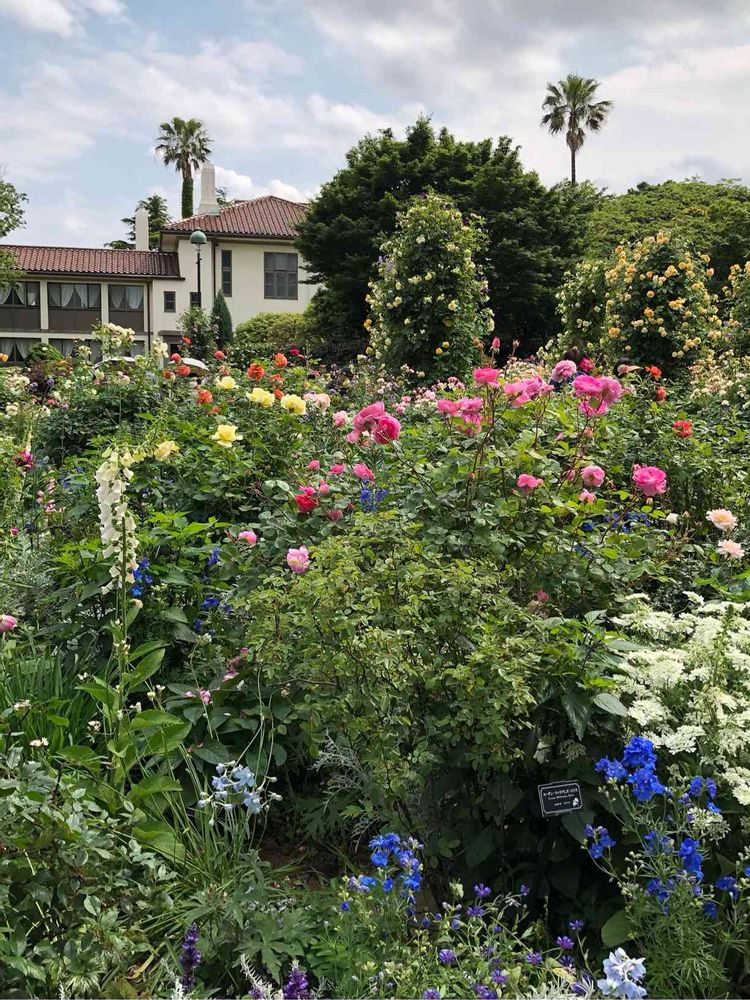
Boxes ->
[164,290,175,312]
[87,284,101,308]
[48,283,61,308]
[25,283,39,307]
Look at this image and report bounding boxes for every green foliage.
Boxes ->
[106,194,171,250]
[0,169,27,238]
[155,117,212,219]
[559,231,720,368]
[178,305,216,359]
[368,193,492,375]
[211,290,233,350]
[230,311,310,367]
[295,116,585,357]
[583,179,750,289]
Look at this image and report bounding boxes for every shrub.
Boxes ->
[368,192,493,376]
[178,305,216,359]
[211,290,233,350]
[230,311,310,367]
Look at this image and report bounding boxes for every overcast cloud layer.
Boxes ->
[1,0,750,246]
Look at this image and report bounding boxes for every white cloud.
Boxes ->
[0,0,125,35]
[213,166,316,203]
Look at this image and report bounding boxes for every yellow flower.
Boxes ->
[216,376,237,391]
[435,347,443,355]
[212,423,243,448]
[247,387,275,407]
[280,394,306,416]
[154,440,179,461]
[664,265,678,278]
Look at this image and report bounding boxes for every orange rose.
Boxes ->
[274,352,288,368]
[163,369,175,380]
[672,420,692,438]
[644,365,662,379]
[197,389,213,405]
[247,363,265,380]
[176,364,191,377]
[170,353,182,363]
[274,388,284,400]
[655,386,667,402]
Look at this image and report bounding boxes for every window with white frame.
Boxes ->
[0,282,40,307]
[264,252,298,300]
[48,283,101,309]
[108,285,144,312]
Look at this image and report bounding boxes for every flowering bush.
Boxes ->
[368,193,493,376]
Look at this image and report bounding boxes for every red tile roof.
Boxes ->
[162,194,308,239]
[1,245,181,278]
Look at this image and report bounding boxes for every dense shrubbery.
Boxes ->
[231,311,311,368]
[4,182,750,997]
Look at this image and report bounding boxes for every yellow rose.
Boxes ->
[280,394,306,416]
[154,440,179,461]
[212,423,243,448]
[216,376,237,391]
[247,387,275,407]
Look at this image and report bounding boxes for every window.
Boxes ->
[108,285,144,312]
[221,250,232,296]
[264,252,298,300]
[0,282,39,307]
[163,290,176,313]
[189,291,201,307]
[48,283,101,309]
[0,337,41,363]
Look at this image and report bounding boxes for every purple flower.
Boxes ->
[473,987,498,999]
[474,883,491,898]
[491,970,509,985]
[556,935,575,950]
[467,904,485,917]
[179,922,201,990]
[282,966,311,1000]
[525,952,543,966]
[569,919,585,932]
[438,949,456,965]
[423,992,441,999]
[519,884,530,896]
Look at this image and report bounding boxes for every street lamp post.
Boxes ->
[189,229,207,307]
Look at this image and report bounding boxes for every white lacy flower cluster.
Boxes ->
[95,447,139,593]
[94,322,135,356]
[613,593,750,806]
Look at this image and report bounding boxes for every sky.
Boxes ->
[2,0,750,248]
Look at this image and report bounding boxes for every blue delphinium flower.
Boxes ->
[339,901,350,912]
[678,837,703,878]
[595,757,628,782]
[703,900,718,919]
[360,484,388,512]
[519,884,530,896]
[716,875,739,900]
[628,766,665,802]
[438,949,456,964]
[179,922,201,990]
[621,736,657,772]
[597,948,647,999]
[644,830,671,855]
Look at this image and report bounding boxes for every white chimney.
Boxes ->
[197,162,220,216]
[134,206,149,251]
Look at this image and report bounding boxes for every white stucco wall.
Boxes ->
[151,236,317,336]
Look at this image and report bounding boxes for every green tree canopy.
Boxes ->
[0,169,27,288]
[106,194,171,250]
[296,117,587,358]
[583,179,750,287]
[155,117,211,219]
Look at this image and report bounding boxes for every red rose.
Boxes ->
[214,350,225,360]
[655,387,667,402]
[294,493,318,514]
[672,420,692,438]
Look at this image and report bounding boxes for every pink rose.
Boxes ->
[632,465,667,497]
[572,375,604,398]
[599,377,623,405]
[333,410,348,428]
[237,530,257,545]
[317,482,331,495]
[578,490,596,504]
[346,430,363,444]
[491,337,501,350]
[372,414,401,444]
[437,399,461,415]
[353,401,386,432]
[474,367,499,386]
[550,360,577,382]
[329,463,346,475]
[286,545,310,573]
[307,460,320,470]
[580,465,605,488]
[0,614,18,633]
[295,493,318,514]
[352,462,375,481]
[516,473,544,494]
[579,357,594,373]
[327,509,343,521]
[535,589,549,602]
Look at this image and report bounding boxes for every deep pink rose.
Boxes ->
[354,401,386,431]
[437,399,461,415]
[307,460,320,470]
[474,367,499,386]
[329,463,346,475]
[372,413,401,444]
[572,375,604,398]
[295,493,318,514]
[517,473,544,494]
[632,465,667,497]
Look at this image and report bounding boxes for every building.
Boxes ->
[0,163,313,363]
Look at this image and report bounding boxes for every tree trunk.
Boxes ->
[181,171,194,219]
[570,146,576,187]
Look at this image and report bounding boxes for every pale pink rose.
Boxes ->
[307,460,321,470]
[437,399,461,415]
[474,367,499,386]
[0,614,18,633]
[238,530,257,545]
[372,414,401,444]
[706,508,737,532]
[317,482,331,495]
[517,473,544,494]
[286,545,310,574]
[718,539,744,560]
[564,469,576,481]
[599,376,624,405]
[329,463,346,475]
[550,360,577,382]
[632,465,667,497]
[395,403,407,415]
[333,410,348,428]
[327,509,343,521]
[346,429,363,444]
[581,465,605,488]
[352,462,375,481]
[578,490,596,504]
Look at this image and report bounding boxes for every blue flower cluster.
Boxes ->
[360,483,388,512]
[584,824,617,859]
[130,557,153,597]
[198,762,263,813]
[193,592,233,634]
[596,737,666,802]
[340,832,423,912]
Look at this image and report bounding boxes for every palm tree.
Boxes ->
[155,117,212,218]
[541,75,612,186]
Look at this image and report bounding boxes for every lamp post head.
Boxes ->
[189,229,207,247]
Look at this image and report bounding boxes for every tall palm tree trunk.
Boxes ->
[181,168,194,219]
[570,146,576,187]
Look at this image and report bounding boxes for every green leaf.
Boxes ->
[56,746,101,772]
[160,607,188,624]
[465,825,495,868]
[126,648,165,687]
[128,775,183,801]
[47,715,70,727]
[561,689,591,740]
[130,639,168,661]
[129,709,182,730]
[601,909,632,947]
[133,820,185,863]
[193,740,230,764]
[593,692,629,717]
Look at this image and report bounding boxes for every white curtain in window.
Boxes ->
[26,284,39,307]
[0,338,16,355]
[126,286,143,311]
[49,338,77,357]
[0,287,12,305]
[109,286,126,310]
[61,285,76,308]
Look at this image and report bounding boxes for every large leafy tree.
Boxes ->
[296,117,587,357]
[541,75,612,186]
[583,178,750,289]
[155,117,212,219]
[106,194,171,250]
[0,169,27,287]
